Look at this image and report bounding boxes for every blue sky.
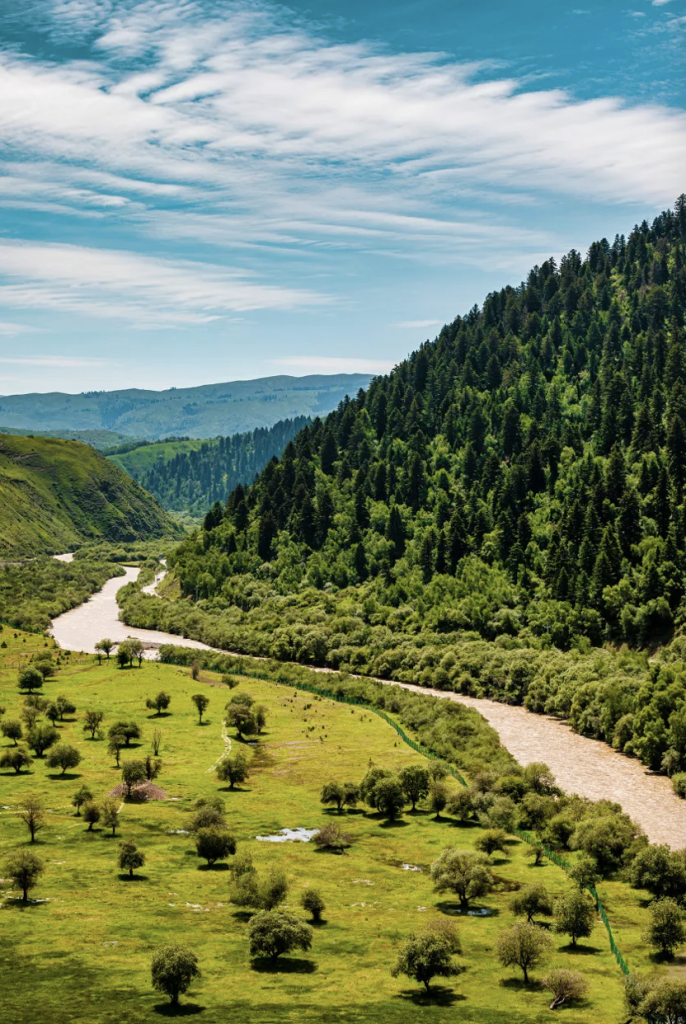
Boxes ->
[0,0,684,394]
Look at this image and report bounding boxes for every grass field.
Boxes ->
[0,628,662,1024]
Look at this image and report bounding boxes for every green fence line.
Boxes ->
[223,660,631,980]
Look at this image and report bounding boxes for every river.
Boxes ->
[48,561,686,846]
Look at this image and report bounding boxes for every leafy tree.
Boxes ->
[119,841,145,878]
[108,732,126,767]
[301,889,325,922]
[510,883,554,924]
[399,765,431,810]
[19,793,45,842]
[495,922,553,983]
[630,845,686,901]
[428,781,449,820]
[474,829,508,858]
[570,815,636,875]
[101,799,120,835]
[151,945,200,1005]
[225,702,256,738]
[83,801,101,831]
[190,799,226,831]
[0,746,33,773]
[122,759,147,797]
[195,827,236,866]
[553,889,596,946]
[146,692,171,716]
[568,855,599,890]
[83,710,105,739]
[4,848,44,901]
[18,667,43,693]
[320,781,346,813]
[128,638,145,667]
[248,910,313,962]
[95,639,114,660]
[542,969,589,1010]
[191,694,209,723]
[143,755,162,781]
[446,788,474,822]
[72,785,93,815]
[312,822,353,854]
[216,752,250,789]
[152,728,162,756]
[644,898,686,958]
[45,702,61,726]
[391,931,462,993]
[430,848,494,908]
[1,718,22,745]
[638,977,686,1023]
[45,743,81,775]
[108,720,140,747]
[27,724,58,758]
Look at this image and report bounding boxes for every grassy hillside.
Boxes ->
[0,631,659,1024]
[0,374,371,440]
[0,427,142,450]
[119,198,686,777]
[108,417,310,517]
[0,434,181,558]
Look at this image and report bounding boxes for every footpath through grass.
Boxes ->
[0,629,658,1024]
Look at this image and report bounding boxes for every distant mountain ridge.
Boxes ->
[0,374,372,441]
[0,433,181,557]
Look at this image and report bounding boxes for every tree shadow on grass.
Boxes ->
[379,819,409,829]
[153,1002,205,1017]
[558,943,602,956]
[217,785,251,794]
[500,978,543,992]
[251,958,317,974]
[117,874,149,882]
[435,901,499,918]
[197,863,230,872]
[394,986,464,1006]
[147,712,173,720]
[5,897,49,909]
[46,773,82,782]
[231,910,254,923]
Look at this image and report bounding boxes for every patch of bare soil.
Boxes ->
[107,781,167,800]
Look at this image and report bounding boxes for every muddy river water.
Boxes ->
[49,562,686,847]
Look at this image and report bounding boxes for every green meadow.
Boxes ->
[0,629,661,1024]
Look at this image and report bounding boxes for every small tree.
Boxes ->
[18,667,43,693]
[191,694,210,724]
[122,759,147,797]
[553,889,596,947]
[221,673,240,689]
[568,855,599,890]
[108,720,140,747]
[152,728,162,756]
[430,849,494,909]
[190,801,226,832]
[55,696,76,721]
[191,660,200,681]
[108,732,126,767]
[119,841,145,878]
[45,743,81,775]
[1,719,23,745]
[116,647,130,669]
[639,978,686,1022]
[258,870,289,911]
[496,922,553,983]
[312,822,353,854]
[645,898,686,958]
[511,883,554,924]
[371,777,405,821]
[21,705,40,731]
[446,788,474,822]
[542,969,589,1010]
[399,764,431,811]
[526,841,546,867]
[19,793,45,842]
[95,638,114,660]
[475,829,508,858]
[429,760,450,782]
[0,746,33,773]
[72,784,93,815]
[428,782,449,820]
[630,845,686,901]
[225,703,256,738]
[195,827,237,866]
[83,801,101,831]
[248,910,312,962]
[101,799,120,835]
[128,638,144,667]
[27,724,58,757]
[321,781,346,813]
[45,702,61,726]
[301,889,325,922]
[144,755,162,781]
[151,945,200,1006]
[391,931,461,993]
[216,752,249,789]
[5,848,44,900]
[146,692,171,716]
[83,710,105,739]
[254,705,268,734]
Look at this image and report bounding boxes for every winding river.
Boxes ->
[49,561,686,847]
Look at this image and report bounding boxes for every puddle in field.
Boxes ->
[256,827,319,843]
[402,864,422,872]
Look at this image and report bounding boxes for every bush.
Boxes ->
[312,823,353,854]
[672,773,686,798]
[0,746,33,774]
[542,969,589,1010]
[118,841,145,877]
[630,845,686,901]
[248,910,313,961]
[644,898,686,958]
[151,945,200,1005]
[474,829,508,858]
[195,828,237,866]
[301,889,325,922]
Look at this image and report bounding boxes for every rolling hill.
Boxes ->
[0,433,181,557]
[0,374,372,440]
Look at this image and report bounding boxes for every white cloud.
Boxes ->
[0,322,38,336]
[392,319,443,329]
[0,240,330,327]
[274,356,395,374]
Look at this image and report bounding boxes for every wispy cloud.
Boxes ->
[0,322,38,336]
[0,355,108,367]
[392,319,443,329]
[274,356,395,374]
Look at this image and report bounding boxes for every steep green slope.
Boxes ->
[0,373,370,439]
[0,427,142,449]
[121,198,686,773]
[107,416,310,516]
[0,434,182,557]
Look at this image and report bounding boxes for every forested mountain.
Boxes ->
[122,198,686,772]
[0,373,370,440]
[108,417,310,517]
[0,434,181,557]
